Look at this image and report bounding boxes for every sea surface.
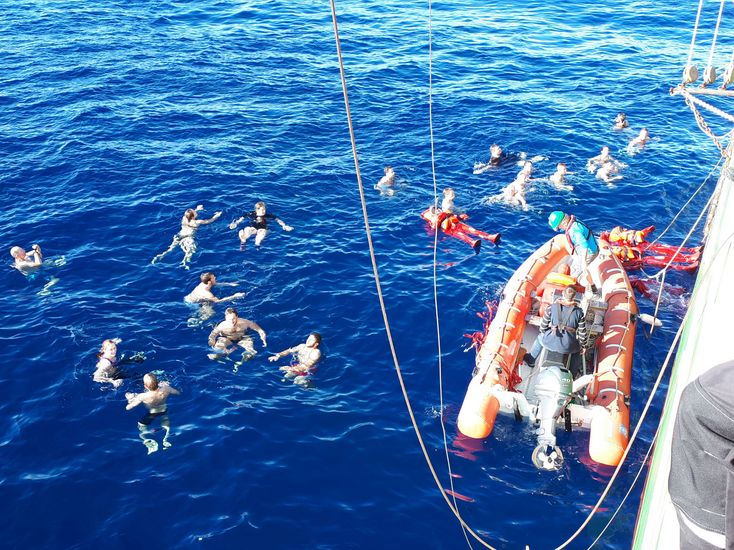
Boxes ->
[0,1,728,548]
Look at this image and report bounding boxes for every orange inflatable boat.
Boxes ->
[456,234,638,469]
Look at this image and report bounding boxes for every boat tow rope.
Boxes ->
[584,229,734,549]
[329,1,494,548]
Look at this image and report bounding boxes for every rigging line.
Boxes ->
[680,91,731,158]
[687,0,705,70]
[649,173,717,337]
[328,2,494,548]
[587,229,734,549]
[587,422,662,549]
[707,0,726,69]
[425,1,472,548]
[647,155,723,246]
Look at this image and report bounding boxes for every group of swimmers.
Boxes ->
[10,199,321,454]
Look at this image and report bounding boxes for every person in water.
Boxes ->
[229,201,293,248]
[525,286,588,374]
[614,112,629,130]
[441,187,463,215]
[94,338,145,389]
[549,162,571,191]
[268,332,322,385]
[586,145,623,174]
[207,307,267,369]
[375,166,396,196]
[125,372,180,454]
[627,127,650,153]
[548,211,599,294]
[185,272,245,304]
[10,244,43,273]
[152,205,222,269]
[596,160,623,185]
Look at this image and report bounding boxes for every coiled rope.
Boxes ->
[328,1,494,547]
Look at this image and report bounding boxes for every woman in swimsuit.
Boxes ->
[229,201,293,248]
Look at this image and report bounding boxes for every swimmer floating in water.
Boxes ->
[152,205,222,269]
[375,166,396,196]
[549,162,572,191]
[207,307,267,371]
[473,144,506,174]
[627,127,650,154]
[10,244,42,274]
[614,112,629,130]
[268,332,322,386]
[596,160,623,186]
[229,201,292,249]
[185,272,245,325]
[587,146,625,177]
[185,272,245,304]
[94,338,145,389]
[125,372,180,454]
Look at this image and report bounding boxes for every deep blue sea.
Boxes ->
[1,0,729,548]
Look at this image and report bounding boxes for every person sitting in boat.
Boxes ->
[614,112,629,130]
[229,201,293,249]
[10,244,43,274]
[375,165,396,196]
[525,286,588,371]
[627,127,650,153]
[548,211,599,294]
[152,205,222,269]
[549,162,572,191]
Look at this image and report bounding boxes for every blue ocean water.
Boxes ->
[0,0,726,548]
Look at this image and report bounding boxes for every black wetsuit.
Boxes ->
[245,211,277,230]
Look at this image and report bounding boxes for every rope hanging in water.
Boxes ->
[328,1,494,548]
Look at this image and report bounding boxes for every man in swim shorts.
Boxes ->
[207,307,267,369]
[268,332,322,385]
[125,373,180,454]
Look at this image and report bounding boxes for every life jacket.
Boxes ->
[564,216,599,256]
[608,225,654,246]
[539,302,582,354]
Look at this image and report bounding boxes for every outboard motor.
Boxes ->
[526,349,573,470]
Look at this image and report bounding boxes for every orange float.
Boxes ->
[456,234,638,468]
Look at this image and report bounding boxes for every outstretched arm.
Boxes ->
[268,344,301,362]
[125,392,143,410]
[275,217,293,232]
[216,291,246,303]
[228,216,245,230]
[196,211,222,226]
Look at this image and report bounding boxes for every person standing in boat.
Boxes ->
[525,286,588,372]
[548,211,599,294]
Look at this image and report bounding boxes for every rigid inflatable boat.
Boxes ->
[456,234,638,469]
